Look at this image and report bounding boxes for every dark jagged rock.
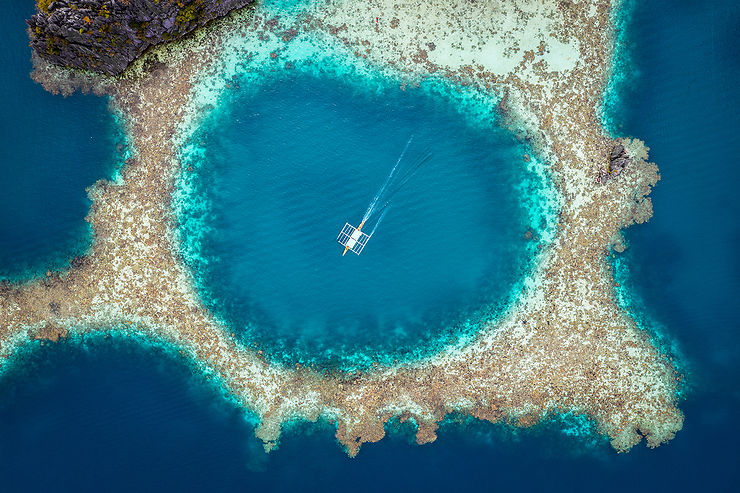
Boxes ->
[598,143,632,183]
[27,0,254,76]
[609,144,629,176]
[610,144,625,161]
[611,156,629,172]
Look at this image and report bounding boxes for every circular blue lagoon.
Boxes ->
[179,70,546,366]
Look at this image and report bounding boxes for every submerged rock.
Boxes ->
[30,323,69,342]
[27,0,254,76]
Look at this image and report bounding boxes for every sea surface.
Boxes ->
[0,3,119,280]
[0,0,738,491]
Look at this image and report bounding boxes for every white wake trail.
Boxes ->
[368,206,390,237]
[362,135,413,224]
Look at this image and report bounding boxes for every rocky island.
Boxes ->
[28,0,253,75]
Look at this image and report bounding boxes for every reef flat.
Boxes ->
[2,0,683,455]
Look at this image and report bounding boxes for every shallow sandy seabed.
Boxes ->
[2,0,683,455]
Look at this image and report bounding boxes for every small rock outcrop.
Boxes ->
[27,0,254,76]
[598,143,631,183]
[609,144,630,174]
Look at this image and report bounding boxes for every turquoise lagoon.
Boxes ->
[176,68,551,366]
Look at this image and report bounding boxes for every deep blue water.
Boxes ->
[0,3,118,280]
[0,0,739,491]
[181,70,539,365]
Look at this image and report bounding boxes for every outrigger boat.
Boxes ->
[336,137,431,257]
[337,221,370,256]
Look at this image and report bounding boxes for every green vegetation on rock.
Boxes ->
[177,1,204,24]
[36,0,52,13]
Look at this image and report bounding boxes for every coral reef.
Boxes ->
[2,0,684,456]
